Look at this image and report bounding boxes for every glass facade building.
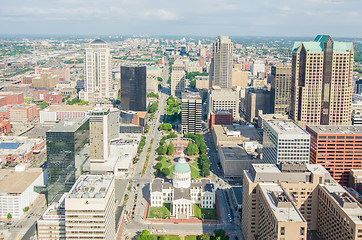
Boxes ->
[120,66,146,111]
[46,118,89,202]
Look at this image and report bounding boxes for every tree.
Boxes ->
[40,101,49,109]
[157,156,163,161]
[161,123,172,131]
[137,230,157,240]
[167,142,175,155]
[199,144,207,155]
[214,229,229,240]
[186,142,198,156]
[23,206,29,212]
[7,213,12,220]
[161,167,170,176]
[155,162,162,170]
[157,145,167,155]
[199,234,210,240]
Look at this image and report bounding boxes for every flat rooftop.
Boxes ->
[307,125,362,135]
[266,120,308,136]
[259,184,305,223]
[182,91,201,100]
[220,146,250,161]
[0,168,43,195]
[323,185,362,224]
[252,164,281,174]
[48,117,88,133]
[214,125,261,141]
[48,105,94,112]
[68,175,113,199]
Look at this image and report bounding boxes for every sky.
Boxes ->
[0,0,361,37]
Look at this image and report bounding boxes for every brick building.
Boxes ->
[208,110,233,130]
[307,125,362,185]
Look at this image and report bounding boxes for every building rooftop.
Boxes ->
[292,36,353,53]
[220,146,250,161]
[0,168,43,195]
[265,120,308,136]
[213,125,262,142]
[90,39,106,44]
[68,175,113,199]
[307,125,362,134]
[48,118,88,133]
[323,185,362,224]
[48,105,94,112]
[182,91,201,100]
[259,184,305,223]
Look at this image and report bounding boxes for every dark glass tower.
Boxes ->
[46,118,89,202]
[120,66,146,111]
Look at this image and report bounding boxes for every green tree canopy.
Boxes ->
[167,142,175,155]
[161,167,170,176]
[155,162,162,170]
[157,145,167,155]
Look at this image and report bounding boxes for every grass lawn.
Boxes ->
[148,203,171,219]
[154,235,179,240]
[191,161,199,169]
[159,158,172,169]
[190,165,202,179]
[193,204,218,220]
[167,165,174,177]
[185,236,197,240]
[24,98,32,102]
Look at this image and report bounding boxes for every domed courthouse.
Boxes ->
[150,151,215,219]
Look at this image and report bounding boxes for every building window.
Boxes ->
[281,227,285,235]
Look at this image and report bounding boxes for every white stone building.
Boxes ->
[149,151,215,219]
[0,167,44,219]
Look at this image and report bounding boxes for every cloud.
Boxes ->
[280,5,290,11]
[309,0,344,4]
[144,9,179,21]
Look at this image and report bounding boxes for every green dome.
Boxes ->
[173,162,191,173]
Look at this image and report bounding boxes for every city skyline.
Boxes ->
[0,0,361,37]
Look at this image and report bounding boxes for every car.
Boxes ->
[137,184,140,187]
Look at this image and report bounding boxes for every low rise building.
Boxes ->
[9,104,39,122]
[218,146,261,179]
[39,105,94,123]
[33,90,62,104]
[32,70,60,89]
[150,152,215,219]
[195,76,209,90]
[208,110,233,130]
[0,167,44,219]
[0,92,24,107]
[0,136,46,163]
[211,125,261,149]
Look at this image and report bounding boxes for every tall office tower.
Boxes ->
[89,107,119,166]
[171,59,186,97]
[181,91,202,134]
[245,87,271,122]
[65,175,115,240]
[80,39,114,103]
[271,64,292,114]
[210,36,233,88]
[262,119,310,165]
[208,87,239,118]
[46,118,89,202]
[289,35,354,128]
[120,66,147,111]
[243,163,362,240]
[306,125,362,186]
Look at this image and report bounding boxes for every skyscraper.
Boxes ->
[271,64,292,115]
[170,59,186,97]
[46,118,89,202]
[89,107,119,165]
[210,36,233,88]
[120,66,146,111]
[289,35,354,128]
[181,91,202,134]
[79,39,115,103]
